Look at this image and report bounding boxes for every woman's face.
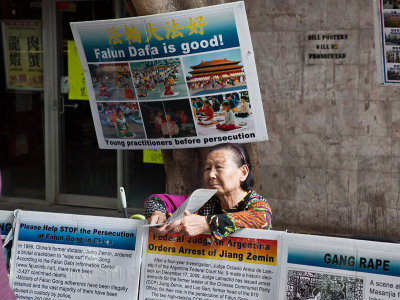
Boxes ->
[204,149,246,196]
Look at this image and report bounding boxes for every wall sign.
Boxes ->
[1,20,43,90]
[305,30,354,65]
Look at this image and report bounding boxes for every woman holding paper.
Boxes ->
[145,143,272,240]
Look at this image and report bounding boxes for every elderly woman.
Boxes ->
[145,143,272,239]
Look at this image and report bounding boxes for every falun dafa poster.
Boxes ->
[70,2,268,149]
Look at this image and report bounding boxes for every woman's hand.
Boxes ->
[147,211,168,234]
[165,210,211,236]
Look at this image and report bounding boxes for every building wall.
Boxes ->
[246,0,400,239]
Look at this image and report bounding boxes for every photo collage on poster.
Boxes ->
[382,0,400,81]
[89,47,255,140]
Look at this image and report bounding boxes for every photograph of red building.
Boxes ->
[183,49,247,96]
[188,58,244,79]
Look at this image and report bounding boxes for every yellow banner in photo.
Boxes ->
[143,149,164,164]
[68,40,88,100]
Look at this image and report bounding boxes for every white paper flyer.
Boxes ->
[9,210,144,300]
[139,229,282,300]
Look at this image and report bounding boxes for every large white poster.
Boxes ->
[139,229,281,300]
[8,210,144,300]
[70,2,267,150]
[279,233,400,300]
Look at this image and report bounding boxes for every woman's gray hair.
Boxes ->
[208,143,254,190]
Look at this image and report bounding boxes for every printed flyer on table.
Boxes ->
[8,210,144,300]
[278,233,400,300]
[70,1,268,149]
[139,229,281,300]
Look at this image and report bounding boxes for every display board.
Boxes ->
[4,209,400,300]
[374,0,400,84]
[140,229,281,300]
[279,233,400,300]
[70,2,268,149]
[8,210,144,300]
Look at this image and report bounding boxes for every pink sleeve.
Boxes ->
[145,194,188,215]
[0,239,16,300]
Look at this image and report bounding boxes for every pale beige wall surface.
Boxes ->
[247,0,400,239]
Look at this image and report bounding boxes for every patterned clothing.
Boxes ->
[144,196,168,218]
[144,190,272,240]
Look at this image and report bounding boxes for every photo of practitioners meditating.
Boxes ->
[130,58,188,100]
[89,63,136,101]
[191,91,254,135]
[216,101,237,131]
[145,142,272,240]
[97,102,145,139]
[139,100,196,139]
